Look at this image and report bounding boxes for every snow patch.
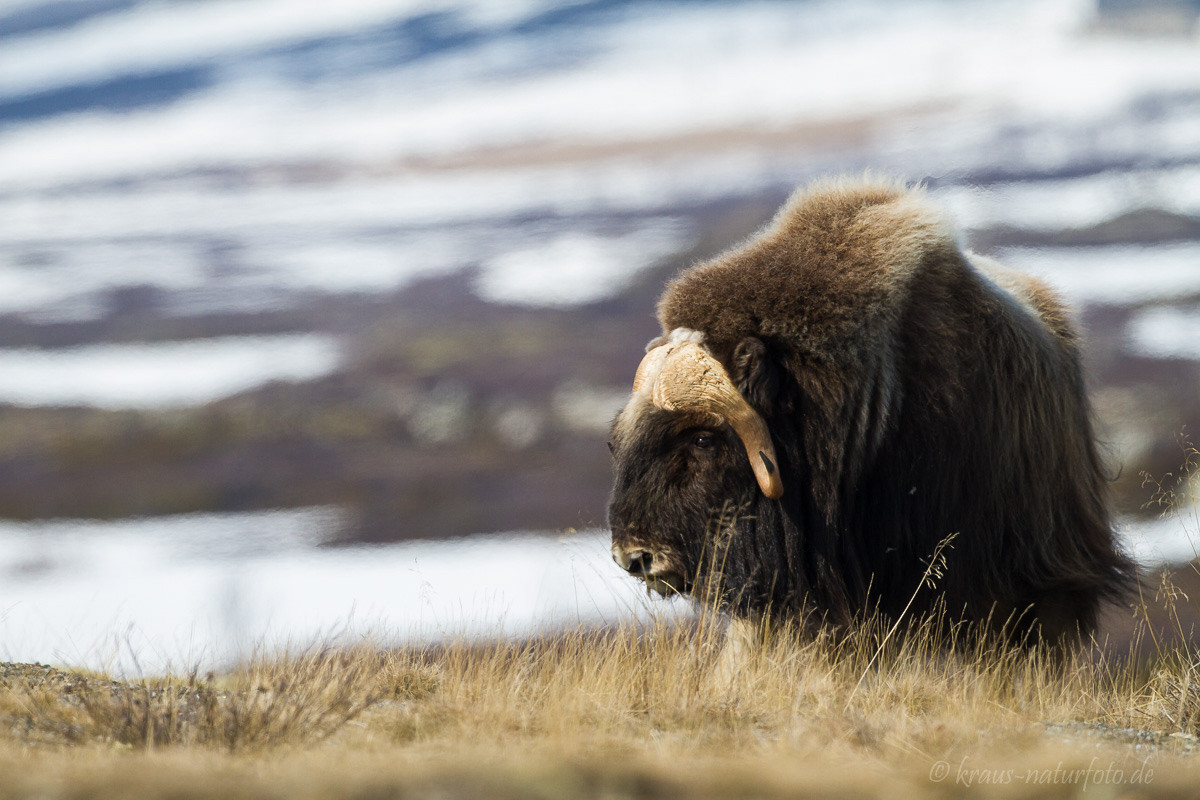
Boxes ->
[0,334,342,408]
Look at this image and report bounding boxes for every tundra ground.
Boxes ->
[6,571,1200,800]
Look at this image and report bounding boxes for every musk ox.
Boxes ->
[607,178,1133,644]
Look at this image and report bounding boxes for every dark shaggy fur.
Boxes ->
[608,179,1133,644]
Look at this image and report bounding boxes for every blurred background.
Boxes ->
[1,0,1199,671]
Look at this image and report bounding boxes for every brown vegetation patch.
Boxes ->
[1,648,379,752]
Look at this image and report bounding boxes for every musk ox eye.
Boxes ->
[607,440,615,456]
[691,431,716,450]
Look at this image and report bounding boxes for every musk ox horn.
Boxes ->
[633,334,783,500]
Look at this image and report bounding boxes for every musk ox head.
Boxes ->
[608,327,784,606]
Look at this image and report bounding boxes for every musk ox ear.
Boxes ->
[732,337,780,414]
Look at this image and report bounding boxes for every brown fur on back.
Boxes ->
[660,179,956,360]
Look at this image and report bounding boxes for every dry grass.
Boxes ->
[0,646,380,752]
[3,601,1200,798]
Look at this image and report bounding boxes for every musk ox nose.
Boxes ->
[613,547,654,575]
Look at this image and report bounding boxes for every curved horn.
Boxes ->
[634,339,783,500]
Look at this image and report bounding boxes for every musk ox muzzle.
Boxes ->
[610,542,688,597]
